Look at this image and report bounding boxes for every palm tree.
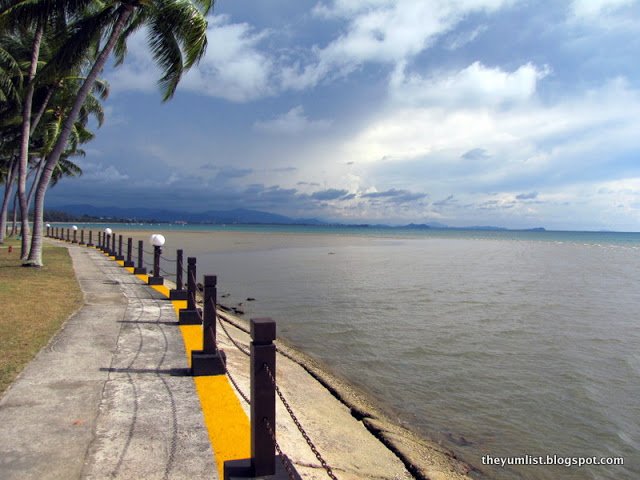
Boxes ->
[23,0,212,266]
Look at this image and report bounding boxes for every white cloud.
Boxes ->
[390,61,549,107]
[182,16,275,102]
[253,106,332,134]
[445,25,488,50]
[109,15,275,102]
[343,77,640,197]
[570,0,636,18]
[78,162,129,182]
[284,0,513,89]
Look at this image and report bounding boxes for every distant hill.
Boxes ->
[51,204,325,225]
[49,204,545,231]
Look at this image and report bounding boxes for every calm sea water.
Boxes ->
[61,225,640,479]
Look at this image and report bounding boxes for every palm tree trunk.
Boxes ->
[30,86,55,136]
[26,158,44,210]
[18,23,44,259]
[11,190,18,236]
[27,6,133,266]
[0,158,17,244]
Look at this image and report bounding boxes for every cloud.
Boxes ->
[310,189,350,200]
[362,188,428,203]
[516,192,539,200]
[445,25,488,50]
[570,0,636,19]
[390,61,549,107]
[283,0,513,89]
[254,106,332,134]
[181,15,275,102]
[461,148,490,161]
[109,15,275,102]
[76,161,129,183]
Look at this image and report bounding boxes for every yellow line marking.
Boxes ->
[151,284,170,297]
[122,263,251,477]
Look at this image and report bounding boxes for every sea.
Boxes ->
[60,224,640,479]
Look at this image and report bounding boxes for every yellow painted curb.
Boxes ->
[82,239,251,477]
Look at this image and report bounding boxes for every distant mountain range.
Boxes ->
[50,204,325,225]
[49,204,546,231]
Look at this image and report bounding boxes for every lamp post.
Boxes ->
[72,225,78,243]
[46,223,51,237]
[148,234,165,285]
[104,228,112,254]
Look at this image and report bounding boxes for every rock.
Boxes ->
[246,297,256,301]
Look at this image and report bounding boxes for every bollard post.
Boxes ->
[191,275,226,376]
[224,318,277,478]
[124,237,134,267]
[46,225,50,237]
[104,234,110,254]
[66,228,70,242]
[80,230,85,245]
[87,230,94,247]
[98,232,103,250]
[133,240,147,274]
[169,249,188,300]
[115,235,124,261]
[179,257,201,325]
[72,229,77,244]
[148,245,163,285]
[111,233,116,257]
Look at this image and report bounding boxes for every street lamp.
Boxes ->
[148,234,165,285]
[72,225,78,243]
[104,227,112,253]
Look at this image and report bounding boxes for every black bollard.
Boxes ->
[72,229,77,244]
[124,238,134,267]
[133,240,147,274]
[224,318,277,478]
[111,233,116,257]
[191,275,226,376]
[179,257,201,325]
[87,230,94,247]
[46,226,50,237]
[115,234,124,261]
[148,245,163,285]
[169,249,188,300]
[66,228,70,242]
[80,230,85,245]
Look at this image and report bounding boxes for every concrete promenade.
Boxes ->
[0,243,216,479]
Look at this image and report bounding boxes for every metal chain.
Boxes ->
[263,364,338,480]
[264,417,298,480]
[159,267,176,277]
[160,255,176,262]
[215,308,250,356]
[225,363,251,405]
[143,248,155,255]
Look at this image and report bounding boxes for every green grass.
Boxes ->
[0,238,83,395]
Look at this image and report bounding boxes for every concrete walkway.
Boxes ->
[0,243,216,479]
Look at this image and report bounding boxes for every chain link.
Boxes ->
[264,417,298,480]
[160,255,176,262]
[263,364,338,480]
[225,362,251,405]
[215,306,250,356]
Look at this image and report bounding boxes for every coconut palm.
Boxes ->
[22,0,212,266]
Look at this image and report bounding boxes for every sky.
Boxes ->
[45,0,640,231]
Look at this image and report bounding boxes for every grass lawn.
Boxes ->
[0,238,83,396]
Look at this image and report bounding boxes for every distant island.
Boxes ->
[45,204,546,232]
